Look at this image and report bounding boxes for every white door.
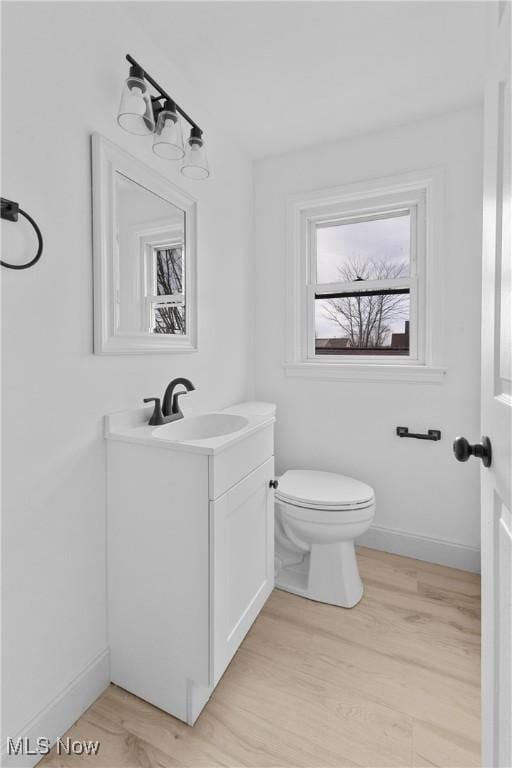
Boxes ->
[210,457,275,685]
[478,4,511,766]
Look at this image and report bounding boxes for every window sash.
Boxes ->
[307,279,418,362]
[151,243,184,298]
[150,302,186,335]
[310,205,417,283]
[146,295,185,333]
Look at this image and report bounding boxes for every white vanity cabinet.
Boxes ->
[106,411,275,725]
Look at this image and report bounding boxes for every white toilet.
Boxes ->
[274,469,375,608]
[225,402,376,608]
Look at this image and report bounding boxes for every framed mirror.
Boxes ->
[92,133,197,354]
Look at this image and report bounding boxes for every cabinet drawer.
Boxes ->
[208,423,274,500]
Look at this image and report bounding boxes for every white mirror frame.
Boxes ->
[91,132,198,354]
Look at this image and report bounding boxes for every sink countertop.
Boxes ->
[105,402,275,456]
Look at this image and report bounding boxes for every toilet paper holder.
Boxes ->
[396,426,441,441]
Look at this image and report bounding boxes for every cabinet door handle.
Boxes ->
[269,480,279,490]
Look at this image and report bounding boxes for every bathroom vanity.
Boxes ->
[105,402,275,724]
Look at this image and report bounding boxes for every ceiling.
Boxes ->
[128,1,488,158]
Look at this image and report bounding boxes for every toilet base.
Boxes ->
[275,541,364,608]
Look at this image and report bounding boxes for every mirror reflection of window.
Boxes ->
[149,245,186,335]
[115,172,186,336]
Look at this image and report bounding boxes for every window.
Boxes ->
[146,241,186,335]
[314,211,413,358]
[286,170,446,382]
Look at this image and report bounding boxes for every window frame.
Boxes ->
[285,169,446,383]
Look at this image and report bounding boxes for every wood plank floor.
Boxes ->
[39,547,481,767]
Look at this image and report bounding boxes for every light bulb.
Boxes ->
[162,117,175,134]
[127,86,146,116]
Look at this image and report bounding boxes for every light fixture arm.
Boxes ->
[125,54,202,136]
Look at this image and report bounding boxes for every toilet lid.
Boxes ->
[275,470,374,509]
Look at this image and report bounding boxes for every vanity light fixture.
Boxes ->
[117,64,155,135]
[181,127,210,180]
[153,100,184,160]
[117,54,209,179]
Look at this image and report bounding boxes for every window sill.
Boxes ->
[283,362,447,383]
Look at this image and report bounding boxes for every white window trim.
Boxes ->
[284,168,447,383]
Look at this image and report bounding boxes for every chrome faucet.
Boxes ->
[144,377,195,426]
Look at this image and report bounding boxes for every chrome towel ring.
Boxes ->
[1,197,43,270]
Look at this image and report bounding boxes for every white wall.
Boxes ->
[1,1,253,748]
[254,107,482,568]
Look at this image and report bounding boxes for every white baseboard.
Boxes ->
[2,649,110,768]
[357,524,481,573]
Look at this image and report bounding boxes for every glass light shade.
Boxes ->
[181,140,210,180]
[117,76,155,135]
[152,109,185,160]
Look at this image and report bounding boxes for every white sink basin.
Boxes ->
[153,413,249,442]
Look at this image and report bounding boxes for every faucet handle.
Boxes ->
[171,390,190,415]
[143,397,165,426]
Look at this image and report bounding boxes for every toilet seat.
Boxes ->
[276,496,375,525]
[275,469,374,511]
[275,496,375,512]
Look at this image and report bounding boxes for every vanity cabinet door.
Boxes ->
[210,456,275,684]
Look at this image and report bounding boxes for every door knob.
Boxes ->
[453,436,492,467]
[269,480,279,489]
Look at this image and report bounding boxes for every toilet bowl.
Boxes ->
[224,402,376,608]
[275,470,375,608]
